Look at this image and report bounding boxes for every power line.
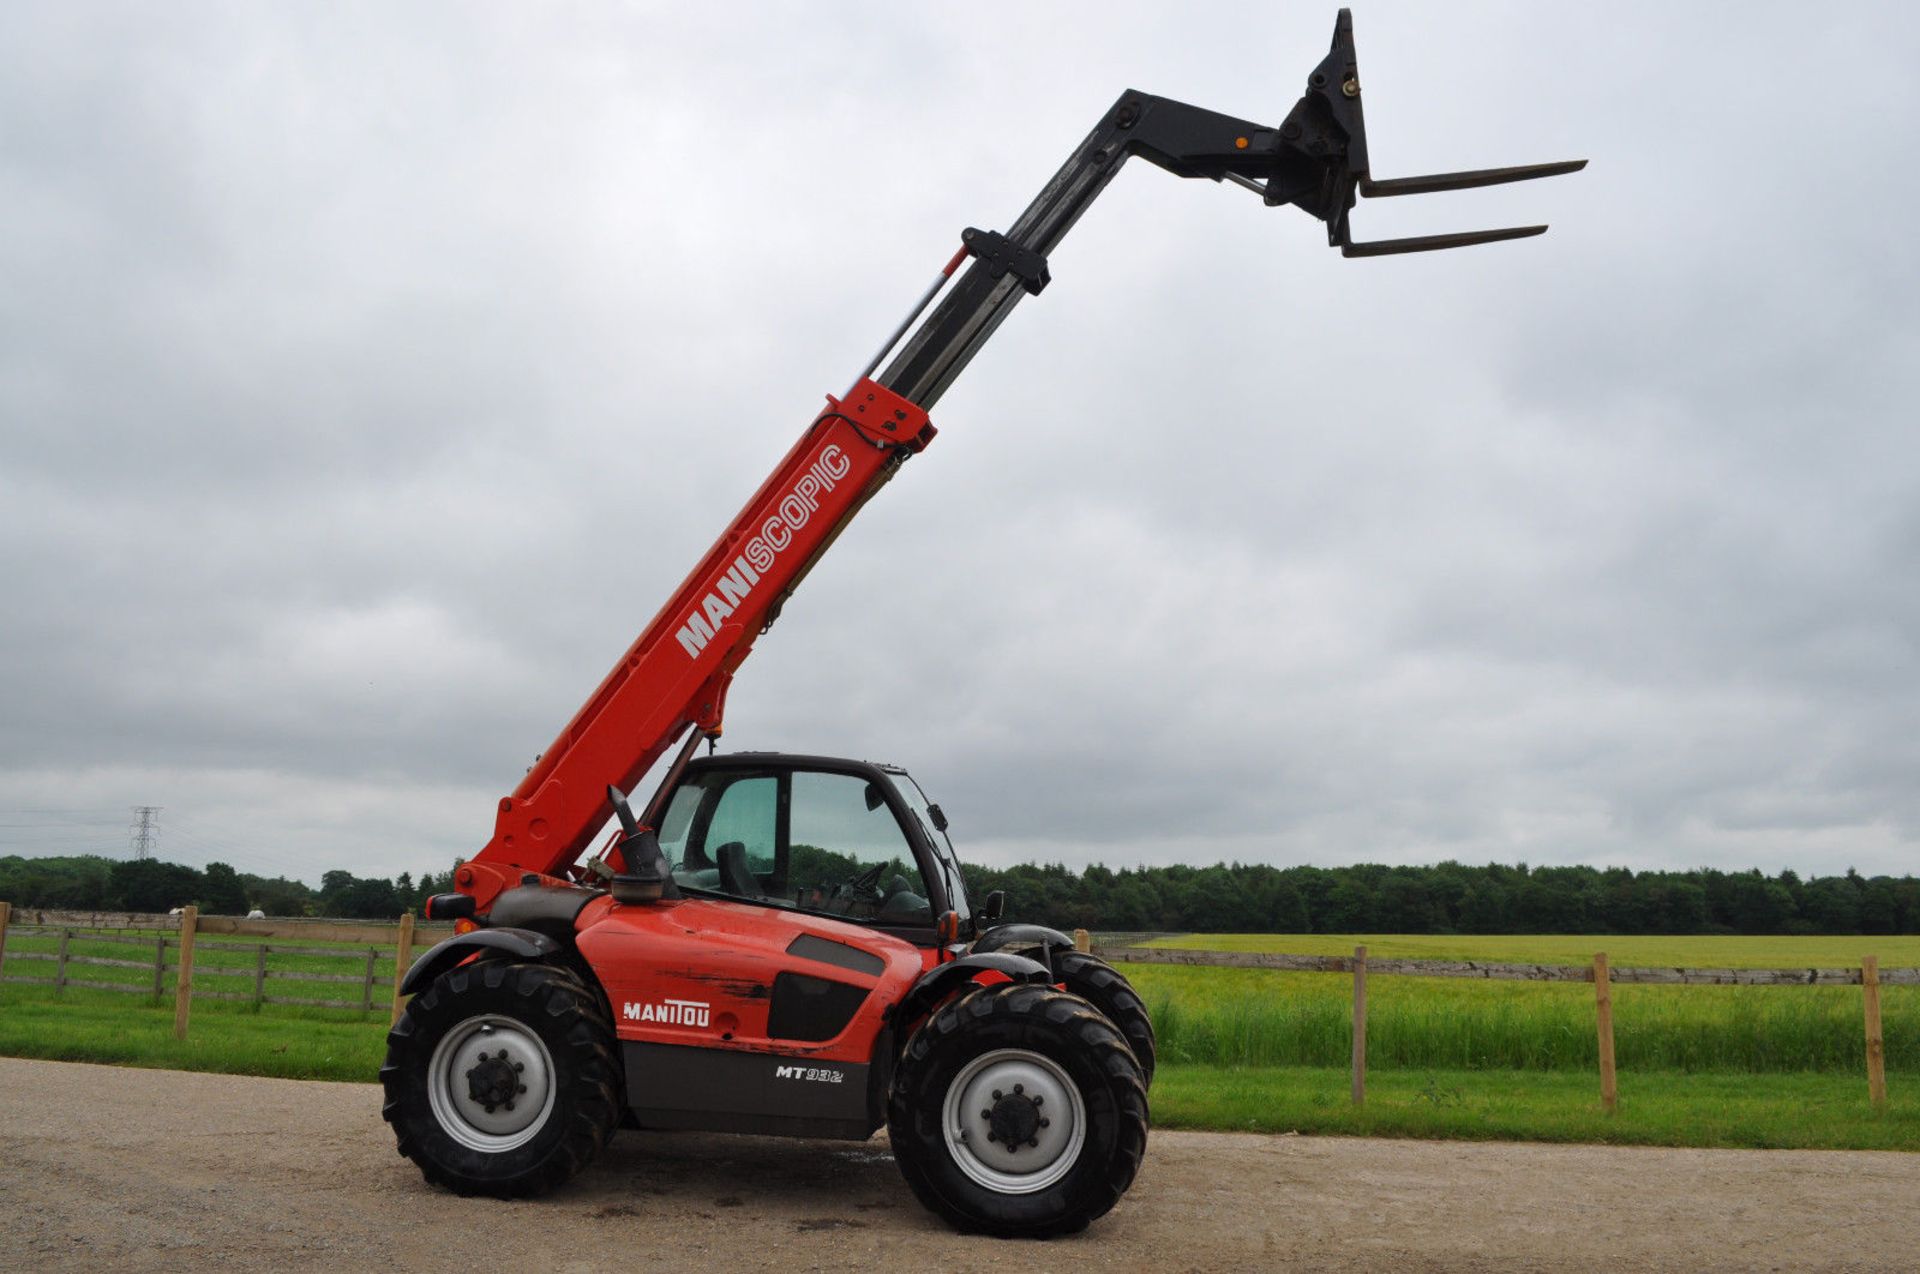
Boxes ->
[130,805,161,860]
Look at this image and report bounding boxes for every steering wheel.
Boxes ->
[831,862,888,906]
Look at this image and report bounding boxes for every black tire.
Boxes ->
[1053,951,1156,1087]
[888,984,1149,1238]
[381,960,620,1198]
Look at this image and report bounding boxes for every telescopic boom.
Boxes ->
[451,9,1583,911]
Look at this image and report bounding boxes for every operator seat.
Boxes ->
[878,873,930,923]
[716,841,758,898]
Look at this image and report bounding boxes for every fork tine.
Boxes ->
[1340,225,1548,257]
[1359,161,1588,199]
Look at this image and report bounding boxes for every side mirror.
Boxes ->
[982,890,1006,923]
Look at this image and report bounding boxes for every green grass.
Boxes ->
[1146,932,1920,968]
[0,983,388,1081]
[1128,963,1917,1072]
[1153,1065,1920,1150]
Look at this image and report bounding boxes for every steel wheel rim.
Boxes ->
[940,1048,1086,1195]
[426,1014,558,1153]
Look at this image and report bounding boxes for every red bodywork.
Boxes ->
[456,379,934,911]
[574,894,932,1064]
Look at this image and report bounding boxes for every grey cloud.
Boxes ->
[2,3,1916,885]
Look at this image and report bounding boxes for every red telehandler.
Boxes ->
[381,11,1581,1236]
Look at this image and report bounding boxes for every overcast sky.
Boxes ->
[3,3,1916,887]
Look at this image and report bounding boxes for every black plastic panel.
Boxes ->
[622,1041,875,1140]
[785,934,886,978]
[767,972,869,1042]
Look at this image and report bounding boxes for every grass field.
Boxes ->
[1153,1065,1920,1150]
[1145,932,1920,968]
[1125,963,1917,1072]
[0,983,388,1081]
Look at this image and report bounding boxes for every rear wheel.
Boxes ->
[888,984,1148,1238]
[1053,951,1156,1086]
[381,960,619,1197]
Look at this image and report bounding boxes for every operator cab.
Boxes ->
[650,753,971,947]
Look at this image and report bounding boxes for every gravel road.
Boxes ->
[2,1057,1914,1272]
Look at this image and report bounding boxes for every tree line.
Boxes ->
[962,860,1920,936]
[0,855,456,921]
[6,852,1920,936]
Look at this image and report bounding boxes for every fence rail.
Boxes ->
[0,902,434,1035]
[1093,939,1905,1111]
[1098,944,1920,985]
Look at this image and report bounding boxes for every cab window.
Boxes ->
[659,768,932,926]
[786,771,930,924]
[657,772,775,892]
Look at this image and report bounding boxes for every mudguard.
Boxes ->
[399,927,561,996]
[890,951,1051,1031]
[971,922,1076,974]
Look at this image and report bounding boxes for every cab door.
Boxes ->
[654,758,944,947]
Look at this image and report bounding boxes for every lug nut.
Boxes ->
[981,1109,992,1121]
[1040,1118,1050,1128]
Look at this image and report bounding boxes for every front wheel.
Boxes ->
[381,960,620,1198]
[888,984,1148,1238]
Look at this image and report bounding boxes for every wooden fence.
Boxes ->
[0,905,1899,1110]
[1094,940,1901,1112]
[0,902,451,1040]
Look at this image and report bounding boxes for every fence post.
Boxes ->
[1594,952,1617,1114]
[362,948,379,1011]
[173,906,198,1041]
[55,929,72,996]
[390,912,416,1026]
[152,937,166,999]
[0,899,11,981]
[1864,954,1887,1111]
[1073,927,1091,954]
[253,944,268,1008]
[1351,945,1368,1107]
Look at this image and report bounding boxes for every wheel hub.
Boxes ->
[426,1015,558,1153]
[464,1049,525,1112]
[941,1049,1086,1195]
[984,1084,1044,1150]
